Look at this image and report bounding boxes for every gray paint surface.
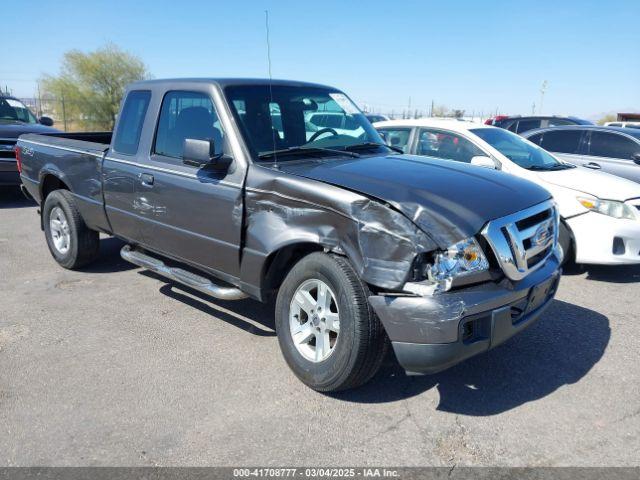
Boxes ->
[17,78,551,296]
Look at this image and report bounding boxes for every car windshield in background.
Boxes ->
[225,85,389,161]
[0,98,38,124]
[471,127,574,171]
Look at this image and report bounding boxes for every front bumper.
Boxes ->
[567,211,640,265]
[0,159,20,186]
[368,250,561,375]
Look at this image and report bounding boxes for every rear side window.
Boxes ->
[527,132,544,146]
[112,90,151,155]
[546,118,574,127]
[589,132,640,160]
[417,129,484,163]
[154,91,224,159]
[515,119,541,133]
[538,130,582,154]
[378,128,412,153]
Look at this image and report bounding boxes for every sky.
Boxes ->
[4,0,639,119]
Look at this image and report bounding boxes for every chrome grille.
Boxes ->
[481,200,558,281]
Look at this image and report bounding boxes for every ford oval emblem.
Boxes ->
[532,222,552,247]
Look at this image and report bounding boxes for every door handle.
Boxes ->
[139,173,154,186]
[584,162,601,170]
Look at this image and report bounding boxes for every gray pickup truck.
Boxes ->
[17,78,562,391]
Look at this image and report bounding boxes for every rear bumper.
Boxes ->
[369,250,561,374]
[0,159,19,186]
[567,211,640,265]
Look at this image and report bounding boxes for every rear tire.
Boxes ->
[43,190,100,269]
[275,252,387,392]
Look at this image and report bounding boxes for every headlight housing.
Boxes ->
[406,237,489,295]
[577,196,636,220]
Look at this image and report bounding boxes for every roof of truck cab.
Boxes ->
[128,78,338,90]
[373,118,492,132]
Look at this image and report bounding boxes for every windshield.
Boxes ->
[470,127,571,170]
[0,98,38,124]
[225,85,389,161]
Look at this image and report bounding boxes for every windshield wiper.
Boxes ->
[344,142,403,154]
[258,146,359,160]
[528,163,576,171]
[547,163,576,170]
[527,165,554,171]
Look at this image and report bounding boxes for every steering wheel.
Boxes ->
[308,128,339,142]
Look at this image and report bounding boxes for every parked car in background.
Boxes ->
[376,119,640,266]
[0,95,58,186]
[484,115,592,135]
[305,110,366,137]
[605,121,640,130]
[365,113,390,124]
[523,126,640,184]
[16,78,562,391]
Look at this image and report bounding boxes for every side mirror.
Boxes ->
[378,131,388,142]
[470,155,496,169]
[633,153,640,165]
[182,138,232,170]
[39,116,54,127]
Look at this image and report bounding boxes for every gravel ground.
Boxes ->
[1,186,638,467]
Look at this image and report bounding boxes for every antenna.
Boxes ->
[265,10,278,168]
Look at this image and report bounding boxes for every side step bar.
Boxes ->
[120,245,248,301]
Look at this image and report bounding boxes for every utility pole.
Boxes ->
[532,102,536,115]
[37,82,43,117]
[61,93,68,131]
[539,80,548,115]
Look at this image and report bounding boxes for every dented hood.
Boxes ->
[279,154,552,247]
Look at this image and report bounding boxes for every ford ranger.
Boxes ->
[16,78,562,391]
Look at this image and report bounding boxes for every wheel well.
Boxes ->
[559,218,576,263]
[41,174,69,202]
[261,243,324,297]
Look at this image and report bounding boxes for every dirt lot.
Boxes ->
[1,186,638,466]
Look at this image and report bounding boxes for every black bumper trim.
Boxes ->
[391,287,556,375]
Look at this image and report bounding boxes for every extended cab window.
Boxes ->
[537,130,582,154]
[378,128,412,153]
[112,90,151,155]
[154,91,224,159]
[418,129,483,163]
[589,131,640,160]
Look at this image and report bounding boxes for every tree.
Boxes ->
[597,113,617,125]
[41,44,149,130]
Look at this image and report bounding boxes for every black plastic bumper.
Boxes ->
[0,170,20,186]
[369,253,561,375]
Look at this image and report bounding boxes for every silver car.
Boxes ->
[524,126,640,183]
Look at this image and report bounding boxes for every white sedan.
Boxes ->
[375,118,640,265]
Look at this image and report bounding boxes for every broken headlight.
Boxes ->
[406,237,489,295]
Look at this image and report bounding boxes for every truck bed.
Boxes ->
[18,131,114,234]
[20,131,112,155]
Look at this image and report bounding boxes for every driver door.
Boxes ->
[135,89,244,279]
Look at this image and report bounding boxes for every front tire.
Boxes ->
[275,252,387,392]
[558,219,574,266]
[43,190,100,269]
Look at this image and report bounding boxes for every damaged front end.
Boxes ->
[241,165,562,375]
[239,164,441,295]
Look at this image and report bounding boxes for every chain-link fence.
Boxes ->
[17,96,106,132]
